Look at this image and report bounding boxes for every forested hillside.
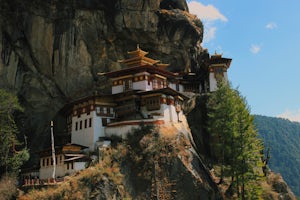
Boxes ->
[254,115,300,196]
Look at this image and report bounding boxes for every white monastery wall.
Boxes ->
[168,83,184,92]
[209,73,218,92]
[74,162,86,171]
[39,154,65,179]
[112,85,123,94]
[133,80,152,91]
[71,111,101,150]
[209,72,228,92]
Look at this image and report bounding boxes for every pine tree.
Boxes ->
[207,82,263,199]
[0,89,29,176]
[207,81,237,183]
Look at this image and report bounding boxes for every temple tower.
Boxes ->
[208,54,232,92]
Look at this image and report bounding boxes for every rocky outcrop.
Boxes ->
[0,0,203,150]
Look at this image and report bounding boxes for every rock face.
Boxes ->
[0,0,203,149]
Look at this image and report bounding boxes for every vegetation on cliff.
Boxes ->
[19,125,223,199]
[254,115,300,197]
[0,89,29,175]
[0,89,29,200]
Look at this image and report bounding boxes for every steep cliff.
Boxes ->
[0,0,204,150]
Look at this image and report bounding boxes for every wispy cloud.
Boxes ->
[265,22,277,30]
[277,109,300,122]
[204,23,217,43]
[250,44,261,54]
[188,1,227,43]
[188,1,227,22]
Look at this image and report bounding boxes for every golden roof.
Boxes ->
[119,45,161,68]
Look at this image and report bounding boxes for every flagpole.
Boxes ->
[51,121,56,181]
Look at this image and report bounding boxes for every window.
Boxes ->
[103,107,107,114]
[80,121,82,130]
[153,79,158,89]
[42,159,45,167]
[123,79,132,91]
[67,162,74,170]
[46,158,49,166]
[84,119,87,128]
[102,118,108,126]
[75,122,78,131]
[89,118,92,127]
[146,97,160,110]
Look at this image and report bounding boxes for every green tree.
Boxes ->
[0,89,29,176]
[207,82,263,199]
[207,81,237,183]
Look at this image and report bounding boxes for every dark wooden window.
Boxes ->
[84,119,87,128]
[102,118,108,126]
[89,118,92,127]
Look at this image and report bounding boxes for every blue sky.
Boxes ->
[187,0,300,121]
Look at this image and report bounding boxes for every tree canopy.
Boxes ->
[207,82,263,199]
[0,89,29,176]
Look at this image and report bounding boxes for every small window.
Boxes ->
[80,121,82,130]
[42,158,45,167]
[102,118,108,126]
[89,118,92,127]
[75,122,78,131]
[46,158,49,166]
[84,119,87,128]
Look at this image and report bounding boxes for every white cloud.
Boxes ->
[188,1,228,22]
[250,44,261,54]
[265,22,277,30]
[204,24,216,43]
[188,1,227,44]
[277,109,300,122]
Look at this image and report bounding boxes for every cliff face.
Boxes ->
[0,0,203,149]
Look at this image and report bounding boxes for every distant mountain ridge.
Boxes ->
[254,115,300,196]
